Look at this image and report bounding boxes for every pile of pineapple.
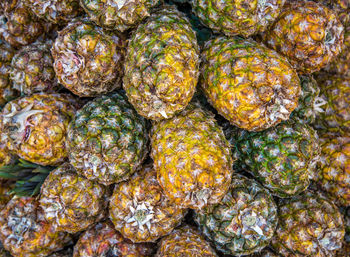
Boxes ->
[0,0,349,256]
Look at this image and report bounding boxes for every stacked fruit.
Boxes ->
[0,0,348,256]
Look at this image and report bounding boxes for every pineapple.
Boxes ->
[155,225,218,257]
[0,196,72,257]
[225,120,320,198]
[0,140,16,169]
[0,180,13,211]
[264,0,344,74]
[313,74,350,135]
[73,221,155,257]
[10,39,58,95]
[49,248,73,257]
[195,174,278,256]
[151,103,233,210]
[80,0,159,32]
[123,6,200,121]
[315,0,350,28]
[200,36,300,131]
[0,93,79,166]
[51,19,126,97]
[250,249,280,257]
[67,92,149,186]
[109,163,185,243]
[271,190,345,256]
[0,39,18,107]
[39,163,108,233]
[191,0,286,37]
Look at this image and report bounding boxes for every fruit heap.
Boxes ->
[0,0,348,256]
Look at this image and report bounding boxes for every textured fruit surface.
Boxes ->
[73,221,155,257]
[11,40,58,95]
[81,0,159,31]
[109,164,185,243]
[0,0,47,48]
[264,0,344,74]
[123,6,199,120]
[68,93,149,185]
[52,19,126,97]
[271,191,345,257]
[0,197,72,257]
[201,36,300,131]
[24,0,82,24]
[250,249,280,257]
[191,0,285,37]
[195,174,278,256]
[314,74,350,135]
[39,163,108,233]
[156,225,218,257]
[0,140,16,169]
[0,39,18,107]
[316,135,350,206]
[0,180,13,210]
[0,93,78,165]
[227,120,320,197]
[151,104,233,209]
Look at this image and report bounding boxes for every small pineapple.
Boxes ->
[73,221,155,257]
[80,0,159,32]
[109,164,185,243]
[195,174,278,256]
[0,196,72,257]
[123,6,200,120]
[39,163,108,233]
[191,0,286,37]
[264,0,344,74]
[155,225,218,257]
[200,36,300,131]
[67,92,149,186]
[10,39,58,95]
[271,190,345,256]
[0,93,79,166]
[52,19,126,97]
[151,104,233,210]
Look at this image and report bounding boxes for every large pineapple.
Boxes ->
[200,36,300,131]
[52,19,126,97]
[225,120,320,198]
[155,225,218,257]
[123,6,200,120]
[73,221,155,257]
[271,190,345,256]
[67,92,149,186]
[151,104,233,210]
[39,163,108,233]
[313,74,350,135]
[0,197,72,257]
[0,93,79,166]
[10,39,58,95]
[264,0,344,74]
[109,163,185,243]
[80,0,159,32]
[0,39,18,107]
[316,135,350,206]
[195,174,278,256]
[191,0,286,37]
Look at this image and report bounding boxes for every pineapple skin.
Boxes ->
[151,104,233,210]
[67,92,149,186]
[0,93,79,166]
[271,190,345,257]
[200,36,300,132]
[195,174,278,256]
[123,6,200,121]
[0,197,72,257]
[155,225,218,257]
[73,221,155,257]
[80,0,159,32]
[51,19,126,97]
[39,163,108,233]
[264,0,344,74]
[191,0,286,37]
[109,164,185,243]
